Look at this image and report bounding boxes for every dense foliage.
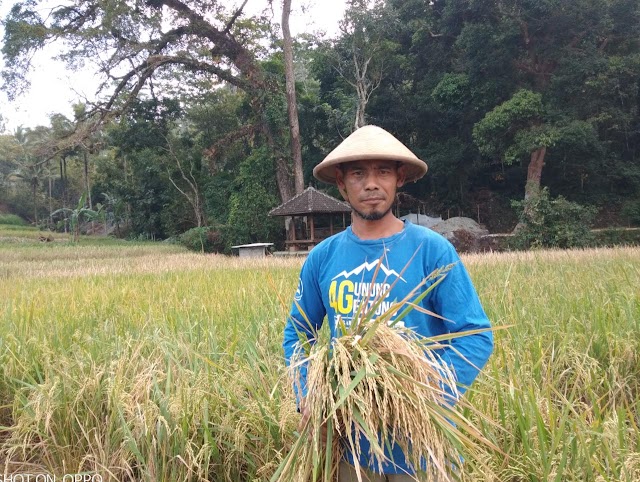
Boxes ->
[1,0,639,250]
[511,187,597,249]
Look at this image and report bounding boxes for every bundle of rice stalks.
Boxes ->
[274,263,497,482]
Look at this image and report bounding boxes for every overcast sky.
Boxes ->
[0,0,346,132]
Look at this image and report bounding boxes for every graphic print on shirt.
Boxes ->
[294,278,303,301]
[328,259,407,329]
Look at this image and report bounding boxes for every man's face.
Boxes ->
[335,159,406,221]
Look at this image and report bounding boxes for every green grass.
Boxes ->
[1,242,639,481]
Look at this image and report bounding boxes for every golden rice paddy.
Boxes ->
[0,228,638,481]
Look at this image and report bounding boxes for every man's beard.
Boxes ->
[352,205,392,221]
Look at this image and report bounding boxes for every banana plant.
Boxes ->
[52,193,102,241]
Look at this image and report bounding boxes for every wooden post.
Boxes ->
[310,215,315,244]
[290,216,297,252]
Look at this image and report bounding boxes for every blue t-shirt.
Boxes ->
[283,220,493,474]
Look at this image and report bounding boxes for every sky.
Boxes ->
[0,0,346,132]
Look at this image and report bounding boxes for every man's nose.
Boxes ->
[363,171,380,189]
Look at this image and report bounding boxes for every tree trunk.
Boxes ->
[275,156,294,204]
[260,117,294,203]
[353,50,368,130]
[355,73,367,129]
[123,155,132,226]
[32,182,37,225]
[166,149,207,229]
[513,146,547,233]
[355,93,366,129]
[59,156,67,232]
[84,150,92,209]
[282,0,304,195]
[48,166,53,228]
[525,146,546,200]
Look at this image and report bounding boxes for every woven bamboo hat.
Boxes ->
[313,125,428,184]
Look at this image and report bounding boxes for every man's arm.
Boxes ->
[283,253,326,405]
[431,246,494,397]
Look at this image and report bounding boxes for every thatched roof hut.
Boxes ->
[269,187,351,251]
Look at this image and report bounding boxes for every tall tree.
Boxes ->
[162,131,208,229]
[472,89,550,201]
[281,0,304,195]
[98,97,190,238]
[1,0,297,202]
[329,0,399,130]
[4,126,53,224]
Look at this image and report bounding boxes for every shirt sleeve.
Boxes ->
[282,251,327,405]
[430,243,494,398]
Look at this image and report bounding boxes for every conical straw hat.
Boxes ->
[313,125,428,184]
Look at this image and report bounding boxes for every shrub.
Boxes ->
[511,188,596,249]
[621,199,640,226]
[177,226,224,253]
[593,228,640,247]
[225,147,283,250]
[0,214,28,226]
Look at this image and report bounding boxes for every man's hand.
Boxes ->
[299,402,329,444]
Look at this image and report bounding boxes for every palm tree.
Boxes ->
[6,126,54,224]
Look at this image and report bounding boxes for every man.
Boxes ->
[283,125,493,481]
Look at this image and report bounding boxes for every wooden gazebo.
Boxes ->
[269,186,352,251]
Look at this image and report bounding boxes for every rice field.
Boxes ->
[0,227,639,481]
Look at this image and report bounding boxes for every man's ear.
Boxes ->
[335,166,349,201]
[396,163,407,188]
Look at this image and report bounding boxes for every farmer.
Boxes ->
[283,125,494,481]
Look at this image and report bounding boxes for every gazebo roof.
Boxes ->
[269,186,351,217]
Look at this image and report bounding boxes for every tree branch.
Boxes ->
[224,0,249,35]
[203,123,260,172]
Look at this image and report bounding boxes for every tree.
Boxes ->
[466,0,640,206]
[162,134,207,228]
[96,97,188,238]
[182,87,247,228]
[1,0,298,202]
[100,192,126,237]
[4,0,640,236]
[49,113,80,217]
[343,0,399,130]
[473,89,550,201]
[4,126,54,224]
[375,0,640,225]
[282,0,304,195]
[227,147,283,247]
